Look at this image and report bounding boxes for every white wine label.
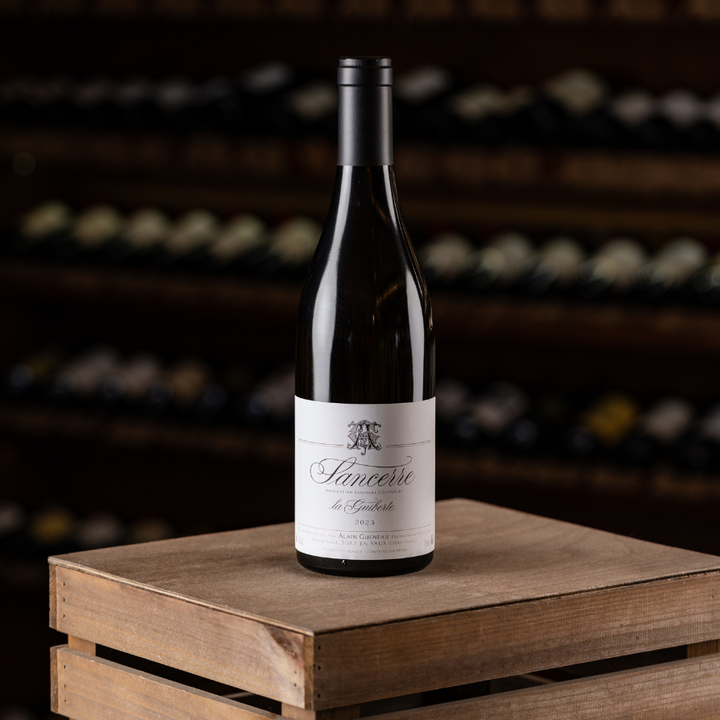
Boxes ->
[295,396,435,561]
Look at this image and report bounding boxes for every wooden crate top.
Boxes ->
[50,498,720,636]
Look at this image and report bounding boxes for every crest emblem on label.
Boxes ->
[347,420,382,455]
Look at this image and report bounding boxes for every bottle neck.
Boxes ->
[337,85,393,166]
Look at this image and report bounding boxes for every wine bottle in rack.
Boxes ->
[151,210,220,268]
[97,353,164,409]
[635,237,708,302]
[543,68,609,147]
[444,83,510,145]
[452,382,529,450]
[60,204,126,261]
[575,237,647,301]
[145,357,215,418]
[563,392,639,460]
[204,214,269,273]
[113,76,161,131]
[154,76,199,132]
[285,78,338,138]
[72,76,116,129]
[689,252,720,306]
[657,90,709,153]
[435,377,473,445]
[523,236,586,296]
[254,216,322,279]
[620,397,694,466]
[393,65,457,142]
[5,200,73,256]
[295,57,435,576]
[417,232,474,288]
[102,207,172,265]
[464,231,534,293]
[1,346,65,400]
[239,62,299,136]
[676,404,720,472]
[240,365,295,428]
[47,345,121,405]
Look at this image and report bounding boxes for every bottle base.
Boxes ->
[296,550,433,577]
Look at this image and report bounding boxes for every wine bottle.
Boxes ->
[113,76,160,131]
[102,207,172,265]
[151,209,220,268]
[72,76,116,129]
[689,252,720,306]
[5,200,73,257]
[254,216,321,279]
[60,204,126,261]
[657,90,709,153]
[609,89,669,151]
[435,377,473,445]
[620,397,694,466]
[417,232,474,288]
[285,79,338,138]
[295,57,435,576]
[452,381,529,450]
[543,68,609,148]
[676,404,720,473]
[205,214,268,273]
[47,345,120,404]
[241,364,295,428]
[564,392,639,460]
[239,61,299,136]
[523,236,586,296]
[393,64,457,142]
[444,83,510,145]
[635,237,708,302]
[464,231,534,292]
[97,353,164,408]
[575,237,647,301]
[2,346,65,399]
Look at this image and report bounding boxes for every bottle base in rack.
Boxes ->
[297,550,433,577]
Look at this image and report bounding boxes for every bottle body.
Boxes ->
[295,160,435,576]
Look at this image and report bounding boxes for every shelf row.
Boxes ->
[8,128,720,206]
[8,200,720,303]
[3,259,720,357]
[6,66,720,154]
[1,0,719,23]
[5,342,720,472]
[1,403,717,507]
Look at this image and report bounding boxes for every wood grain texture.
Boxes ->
[311,573,720,708]
[48,500,720,635]
[49,564,57,628]
[52,646,279,720]
[689,640,720,657]
[365,654,720,720]
[51,565,306,706]
[281,703,360,719]
[68,636,96,654]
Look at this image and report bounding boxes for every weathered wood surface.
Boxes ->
[49,499,720,634]
[312,573,720,708]
[689,640,720,657]
[281,703,360,719]
[52,565,307,707]
[366,654,720,720]
[48,499,720,710]
[51,646,279,720]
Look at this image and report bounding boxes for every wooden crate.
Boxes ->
[49,498,720,719]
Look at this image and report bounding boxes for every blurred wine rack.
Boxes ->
[3,0,720,23]
[3,5,720,717]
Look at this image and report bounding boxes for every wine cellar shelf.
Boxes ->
[3,260,720,358]
[2,403,717,507]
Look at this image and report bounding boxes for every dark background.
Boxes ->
[2,2,720,718]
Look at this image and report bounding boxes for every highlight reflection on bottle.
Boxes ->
[295,57,435,577]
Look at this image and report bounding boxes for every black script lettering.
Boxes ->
[310,457,415,487]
